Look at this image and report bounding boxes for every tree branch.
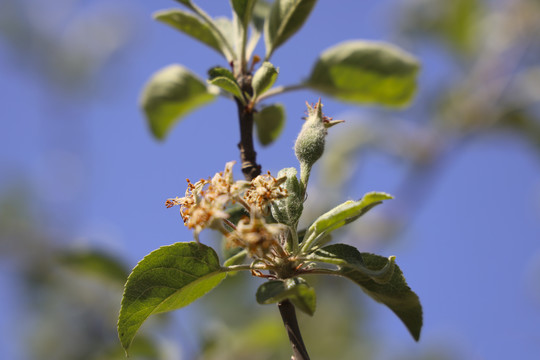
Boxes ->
[278,300,311,360]
[235,97,261,180]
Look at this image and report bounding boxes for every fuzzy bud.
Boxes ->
[294,100,326,168]
[294,99,343,189]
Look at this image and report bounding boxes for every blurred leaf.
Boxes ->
[302,192,393,251]
[256,277,316,316]
[252,0,271,31]
[58,250,128,284]
[306,40,420,106]
[214,16,236,46]
[438,0,480,53]
[140,64,216,140]
[154,9,225,56]
[326,246,423,341]
[264,0,318,59]
[174,0,193,6]
[246,0,271,59]
[118,242,226,353]
[208,66,244,99]
[231,0,257,27]
[254,103,285,146]
[252,61,279,98]
[401,0,481,54]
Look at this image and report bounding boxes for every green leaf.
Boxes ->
[306,40,420,106]
[252,62,279,98]
[207,66,244,99]
[256,277,316,316]
[313,244,422,341]
[302,192,393,251]
[118,242,226,353]
[264,0,317,59]
[309,243,395,284]
[140,64,216,140]
[231,0,257,27]
[154,9,225,56]
[270,167,303,228]
[254,103,285,146]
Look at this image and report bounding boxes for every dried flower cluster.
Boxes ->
[166,161,289,262]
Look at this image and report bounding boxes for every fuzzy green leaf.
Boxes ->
[254,103,285,146]
[306,40,420,106]
[302,192,393,251]
[118,242,226,353]
[154,9,224,56]
[256,277,316,316]
[208,66,244,99]
[140,64,216,140]
[270,167,303,228]
[264,0,317,59]
[252,62,279,98]
[314,244,422,341]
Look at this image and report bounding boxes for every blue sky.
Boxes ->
[1,0,540,359]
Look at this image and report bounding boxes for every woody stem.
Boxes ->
[235,70,261,180]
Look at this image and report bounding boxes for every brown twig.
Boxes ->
[235,97,261,180]
[278,300,311,360]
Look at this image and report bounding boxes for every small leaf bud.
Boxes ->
[271,167,304,227]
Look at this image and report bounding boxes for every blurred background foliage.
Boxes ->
[1,0,539,359]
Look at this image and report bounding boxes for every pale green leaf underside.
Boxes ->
[118,242,226,352]
[265,0,317,58]
[254,103,285,146]
[154,9,224,56]
[256,277,316,316]
[307,40,420,106]
[140,64,215,140]
[313,244,422,341]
